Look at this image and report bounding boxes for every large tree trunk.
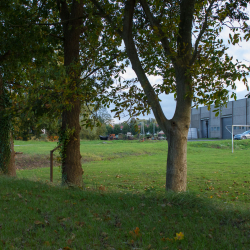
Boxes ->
[165,62,192,191]
[61,100,83,186]
[166,123,189,191]
[59,0,83,186]
[0,70,16,176]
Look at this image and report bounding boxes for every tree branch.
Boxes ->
[90,0,123,37]
[0,51,11,63]
[122,0,169,130]
[139,0,173,60]
[1,15,89,27]
[49,33,64,40]
[81,53,119,80]
[190,0,216,65]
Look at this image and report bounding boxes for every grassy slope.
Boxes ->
[0,139,249,249]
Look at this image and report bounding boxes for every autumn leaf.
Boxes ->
[161,237,173,242]
[98,185,106,191]
[63,247,72,250]
[75,221,85,227]
[34,220,43,225]
[174,232,184,240]
[134,227,140,236]
[129,227,141,238]
[67,239,72,245]
[44,241,50,246]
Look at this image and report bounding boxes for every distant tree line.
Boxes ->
[13,105,163,140]
[106,118,162,137]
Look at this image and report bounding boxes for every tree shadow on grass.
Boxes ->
[0,176,249,249]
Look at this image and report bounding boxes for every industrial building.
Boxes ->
[190,98,250,139]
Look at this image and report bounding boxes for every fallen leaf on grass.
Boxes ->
[75,221,85,227]
[17,194,22,198]
[63,247,72,250]
[174,232,184,240]
[34,220,43,225]
[67,239,72,245]
[208,234,213,239]
[57,217,70,222]
[161,237,173,242]
[129,227,141,238]
[99,185,106,191]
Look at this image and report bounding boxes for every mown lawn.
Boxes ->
[0,139,249,249]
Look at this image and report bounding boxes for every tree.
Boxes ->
[0,0,57,176]
[91,0,249,191]
[96,106,112,124]
[1,0,121,183]
[106,124,114,135]
[55,0,126,186]
[54,0,84,186]
[113,124,121,135]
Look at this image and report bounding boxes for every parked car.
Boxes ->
[234,130,250,140]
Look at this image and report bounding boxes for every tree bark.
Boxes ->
[0,69,16,176]
[7,133,16,176]
[166,127,188,191]
[61,100,83,186]
[59,0,84,186]
[166,66,192,191]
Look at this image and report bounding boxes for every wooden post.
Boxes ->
[50,144,62,183]
[50,150,53,182]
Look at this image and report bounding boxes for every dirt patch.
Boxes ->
[15,154,87,170]
[15,154,58,170]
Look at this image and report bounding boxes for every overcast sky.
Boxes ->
[111,13,250,123]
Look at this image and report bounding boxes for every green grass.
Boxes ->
[1,139,249,249]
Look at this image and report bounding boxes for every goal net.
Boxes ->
[226,125,250,153]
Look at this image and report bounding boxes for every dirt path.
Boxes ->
[15,154,58,170]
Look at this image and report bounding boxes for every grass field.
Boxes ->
[1,139,250,249]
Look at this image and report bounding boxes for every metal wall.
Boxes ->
[222,117,232,139]
[190,98,250,139]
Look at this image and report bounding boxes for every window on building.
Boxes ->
[242,126,245,129]
[217,127,220,131]
[211,127,213,131]
[214,127,217,131]
[234,127,236,130]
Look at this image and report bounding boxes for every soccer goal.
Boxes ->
[225,125,250,153]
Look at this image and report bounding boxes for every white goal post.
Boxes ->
[225,125,250,153]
